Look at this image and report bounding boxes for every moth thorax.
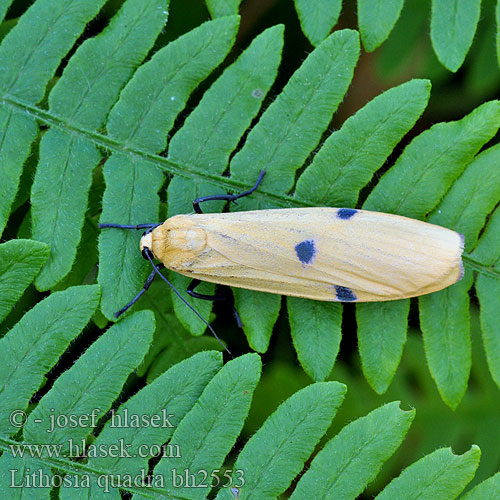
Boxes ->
[151,216,208,265]
[168,228,207,252]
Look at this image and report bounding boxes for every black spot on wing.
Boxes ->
[335,285,357,301]
[295,240,316,264]
[337,208,358,219]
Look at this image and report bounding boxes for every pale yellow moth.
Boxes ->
[140,207,464,303]
[100,171,464,316]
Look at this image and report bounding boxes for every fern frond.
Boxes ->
[151,354,260,499]
[4,2,500,498]
[461,472,500,499]
[0,285,101,437]
[0,0,107,235]
[287,297,342,381]
[290,0,484,73]
[363,101,500,217]
[99,15,240,319]
[229,29,360,198]
[217,381,347,499]
[206,0,242,19]
[295,79,431,207]
[83,350,222,482]
[471,208,500,389]
[357,0,404,52]
[430,0,481,72]
[354,101,500,403]
[293,0,342,47]
[165,24,284,333]
[30,0,169,291]
[376,445,480,500]
[2,0,500,415]
[291,402,414,499]
[418,143,500,408]
[0,291,498,498]
[357,300,410,394]
[23,311,155,451]
[0,239,49,322]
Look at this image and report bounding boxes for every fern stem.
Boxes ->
[3,96,308,207]
[463,254,500,279]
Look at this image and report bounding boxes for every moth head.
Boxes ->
[140,231,154,260]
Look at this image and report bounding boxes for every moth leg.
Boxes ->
[187,279,243,329]
[187,279,225,301]
[192,170,266,214]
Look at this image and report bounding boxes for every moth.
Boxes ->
[100,171,464,317]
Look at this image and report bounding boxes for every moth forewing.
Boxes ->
[144,208,464,302]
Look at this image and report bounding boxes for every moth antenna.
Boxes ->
[99,223,160,230]
[143,248,232,358]
[114,268,157,318]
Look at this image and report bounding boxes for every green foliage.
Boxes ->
[206,0,241,18]
[165,24,284,332]
[234,288,280,352]
[295,79,432,207]
[2,0,500,498]
[0,239,49,322]
[0,276,453,498]
[291,402,414,499]
[357,100,500,408]
[231,29,360,198]
[99,15,240,319]
[287,298,342,381]
[377,446,481,499]
[323,318,500,495]
[0,285,101,437]
[356,300,410,394]
[291,0,491,74]
[357,0,404,52]
[217,381,347,499]
[363,101,500,217]
[31,0,169,291]
[293,0,342,47]
[462,472,500,499]
[1,290,481,499]
[471,208,500,388]
[431,0,481,72]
